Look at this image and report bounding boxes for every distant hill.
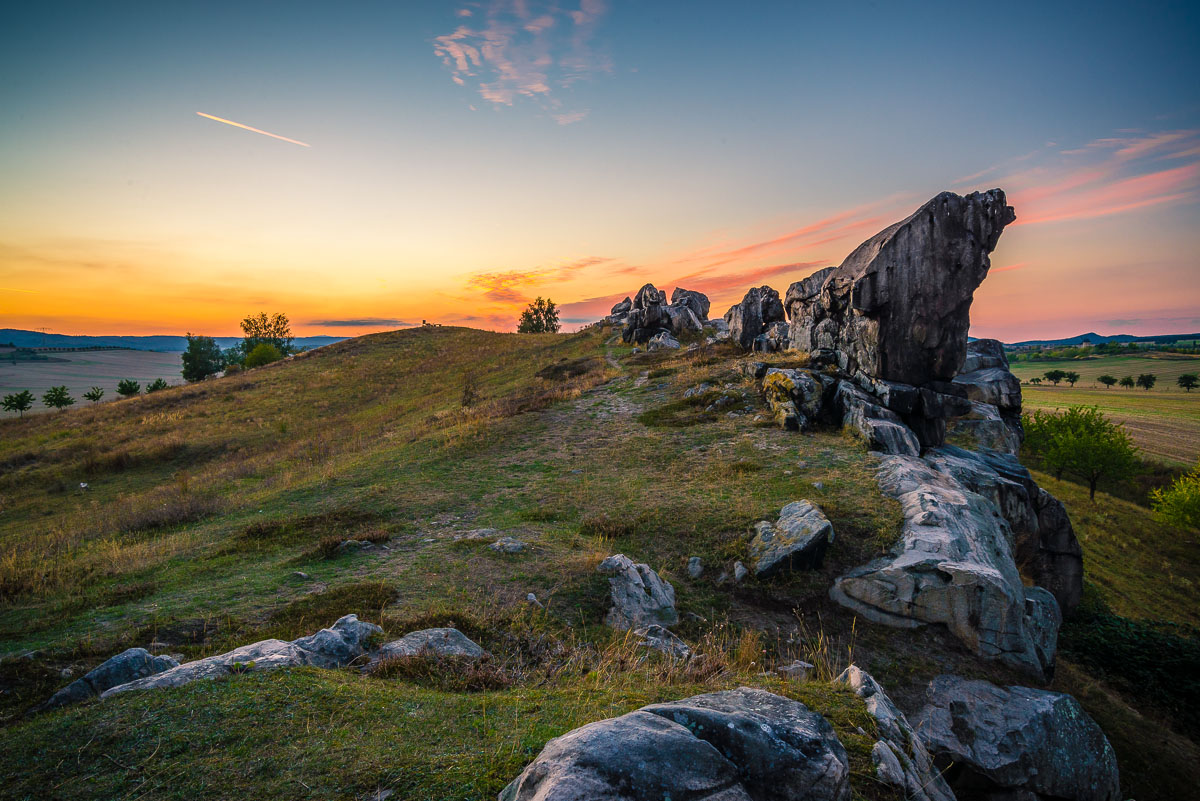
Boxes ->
[1004,331,1200,347]
[0,329,345,352]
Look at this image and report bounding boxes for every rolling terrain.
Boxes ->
[0,325,1196,800]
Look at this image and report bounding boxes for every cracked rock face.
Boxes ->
[596,554,678,629]
[725,285,786,350]
[786,190,1015,385]
[917,675,1120,801]
[500,687,850,801]
[829,450,1060,679]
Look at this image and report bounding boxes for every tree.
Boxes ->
[1030,377,1042,386]
[83,387,105,403]
[1098,374,1117,389]
[182,333,225,382]
[1024,406,1140,501]
[517,297,561,334]
[241,312,293,355]
[1119,375,1135,389]
[1064,371,1080,387]
[244,342,284,368]
[146,378,170,393]
[117,379,141,398]
[2,390,34,418]
[42,385,75,412]
[1151,461,1200,530]
[1136,373,1157,391]
[1043,369,1067,386]
[1178,373,1199,392]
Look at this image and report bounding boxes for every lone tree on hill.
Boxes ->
[1044,369,1067,386]
[42,385,75,411]
[83,387,105,403]
[1064,370,1081,387]
[517,297,561,334]
[1178,373,1198,392]
[1136,373,1157,391]
[1119,376,1135,389]
[1098,374,1117,389]
[2,390,34,417]
[117,379,141,398]
[182,334,225,382]
[240,312,293,355]
[1024,405,1140,501]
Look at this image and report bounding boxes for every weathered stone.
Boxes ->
[733,561,748,582]
[776,660,814,680]
[42,648,179,710]
[829,452,1059,679]
[946,400,1022,454]
[754,320,790,353]
[917,675,1120,801]
[647,331,681,351]
[687,556,703,578]
[375,627,487,661]
[500,687,851,801]
[725,285,785,350]
[785,190,1015,385]
[834,380,921,456]
[749,500,833,577]
[102,615,382,698]
[835,666,956,801]
[961,338,1009,373]
[597,554,678,630]
[954,366,1022,412]
[633,624,691,659]
[670,287,711,321]
[610,297,632,317]
[490,536,527,554]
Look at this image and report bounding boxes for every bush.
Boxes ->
[1152,462,1200,530]
[116,379,141,398]
[244,343,284,369]
[41,386,75,411]
[181,334,225,382]
[146,378,170,393]
[82,387,105,403]
[2,390,34,418]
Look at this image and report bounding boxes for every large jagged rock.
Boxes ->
[829,451,1060,679]
[786,190,1015,385]
[725,285,785,350]
[101,614,381,698]
[41,648,179,710]
[670,287,710,321]
[917,675,1120,801]
[500,687,851,801]
[761,368,835,431]
[622,283,710,342]
[835,666,955,801]
[749,500,834,577]
[947,339,1024,453]
[596,554,678,630]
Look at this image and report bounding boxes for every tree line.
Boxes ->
[1028,370,1197,391]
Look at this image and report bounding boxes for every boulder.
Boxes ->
[41,648,179,710]
[101,614,382,698]
[610,297,632,318]
[725,285,785,350]
[786,190,1015,385]
[490,536,528,554]
[670,287,711,321]
[835,666,955,801]
[632,624,691,659]
[687,556,703,578]
[621,284,670,344]
[748,500,834,577]
[647,331,681,351]
[754,320,790,353]
[953,367,1021,413]
[663,304,704,335]
[829,452,1059,679]
[597,554,678,630]
[375,627,487,661]
[917,675,1120,801]
[500,687,850,801]
[960,338,1008,373]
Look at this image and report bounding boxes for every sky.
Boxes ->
[1,0,1198,342]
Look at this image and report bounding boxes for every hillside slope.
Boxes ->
[0,325,1196,800]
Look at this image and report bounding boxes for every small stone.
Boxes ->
[490,537,527,554]
[733,561,749,583]
[813,481,824,490]
[784,470,793,476]
[776,660,814,680]
[686,556,703,579]
[526,593,544,608]
[292,571,310,580]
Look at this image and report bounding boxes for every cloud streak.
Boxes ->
[433,0,609,123]
[196,112,311,147]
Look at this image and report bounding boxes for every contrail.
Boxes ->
[196,112,311,147]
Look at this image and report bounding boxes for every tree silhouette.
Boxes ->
[517,297,561,334]
[1136,373,1157,391]
[1178,373,1198,392]
[1044,369,1067,386]
[1098,375,1117,389]
[42,385,75,411]
[2,390,34,418]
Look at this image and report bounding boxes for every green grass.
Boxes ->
[1009,352,1200,387]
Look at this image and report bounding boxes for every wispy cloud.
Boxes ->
[464,255,619,304]
[307,318,415,327]
[433,0,610,123]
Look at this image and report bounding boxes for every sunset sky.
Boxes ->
[2,1,1198,342]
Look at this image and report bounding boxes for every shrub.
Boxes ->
[2,390,34,418]
[116,379,141,398]
[1151,462,1200,531]
[82,387,105,403]
[146,378,170,393]
[244,343,284,369]
[41,386,75,411]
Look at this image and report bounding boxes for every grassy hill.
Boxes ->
[1,325,1197,800]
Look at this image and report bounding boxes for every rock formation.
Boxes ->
[786,190,1015,385]
[724,285,786,350]
[748,500,834,577]
[500,687,851,801]
[596,554,679,629]
[40,648,179,710]
[619,283,713,344]
[373,627,487,662]
[917,675,1120,801]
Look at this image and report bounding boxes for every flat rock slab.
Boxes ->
[375,627,487,661]
[917,674,1120,801]
[500,687,850,801]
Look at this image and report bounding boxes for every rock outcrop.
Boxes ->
[830,450,1062,679]
[100,614,381,698]
[748,500,834,577]
[949,339,1023,452]
[374,627,487,661]
[835,666,955,801]
[500,687,851,801]
[917,675,1120,801]
[620,283,712,343]
[41,648,179,710]
[596,554,679,629]
[786,190,1015,385]
[724,285,786,351]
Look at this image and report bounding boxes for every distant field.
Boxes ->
[1008,353,1200,387]
[0,349,183,415]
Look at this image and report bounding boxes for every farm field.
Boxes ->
[1008,353,1200,387]
[0,350,184,416]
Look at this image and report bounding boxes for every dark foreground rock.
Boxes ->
[40,648,179,710]
[917,674,1120,801]
[724,285,786,350]
[500,687,850,801]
